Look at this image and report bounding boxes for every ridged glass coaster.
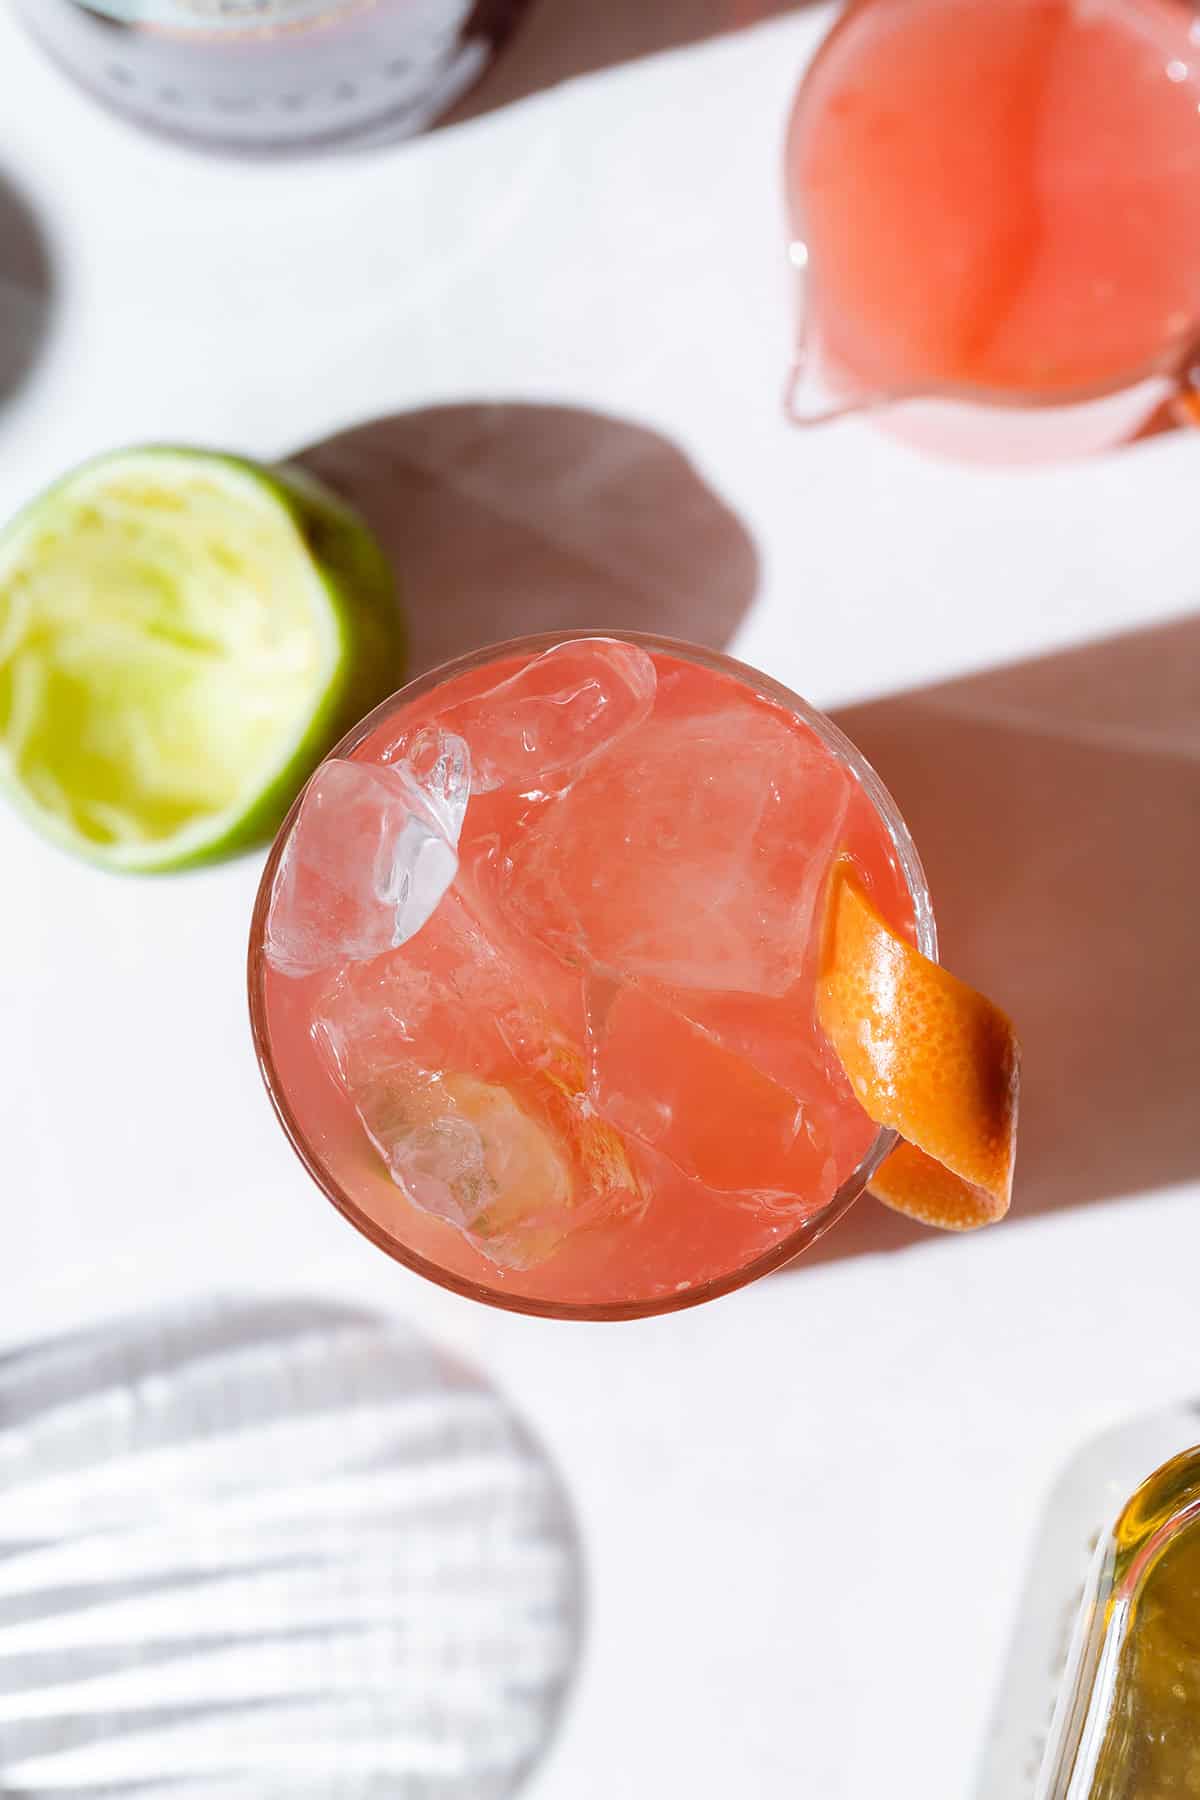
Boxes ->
[0,1297,581,1796]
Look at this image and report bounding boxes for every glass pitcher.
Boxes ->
[784,0,1200,461]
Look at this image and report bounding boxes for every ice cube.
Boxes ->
[393,638,657,797]
[588,980,837,1207]
[402,723,470,842]
[504,704,851,995]
[313,889,527,1085]
[314,891,644,1270]
[265,733,469,979]
[325,1057,574,1265]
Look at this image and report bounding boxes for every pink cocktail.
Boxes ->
[785,0,1200,459]
[249,634,933,1318]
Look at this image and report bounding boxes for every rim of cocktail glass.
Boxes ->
[248,630,937,1322]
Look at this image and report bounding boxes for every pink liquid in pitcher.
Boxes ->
[254,638,925,1315]
[786,0,1200,455]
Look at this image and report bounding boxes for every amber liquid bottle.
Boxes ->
[13,0,528,153]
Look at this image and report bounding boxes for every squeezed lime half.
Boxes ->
[0,446,405,871]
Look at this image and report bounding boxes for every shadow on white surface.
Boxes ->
[295,402,759,678]
[0,173,54,413]
[791,613,1200,1266]
[446,0,809,127]
[0,1297,583,1796]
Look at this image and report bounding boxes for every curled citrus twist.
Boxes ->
[818,860,1019,1230]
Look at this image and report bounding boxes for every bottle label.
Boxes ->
[76,0,361,30]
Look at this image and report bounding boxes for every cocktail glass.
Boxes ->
[248,631,936,1320]
[784,0,1200,462]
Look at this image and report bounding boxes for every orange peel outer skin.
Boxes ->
[817,862,1020,1231]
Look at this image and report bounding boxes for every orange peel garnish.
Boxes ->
[817,860,1019,1231]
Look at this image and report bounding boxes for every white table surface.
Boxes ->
[2,6,1199,1795]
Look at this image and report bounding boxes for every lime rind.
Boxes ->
[0,446,405,872]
